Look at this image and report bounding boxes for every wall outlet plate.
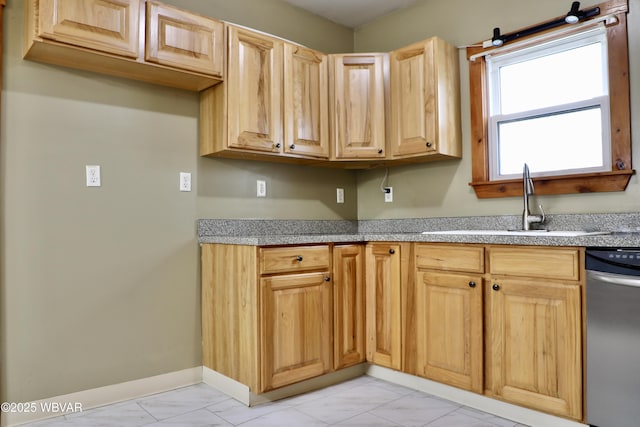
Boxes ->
[86,165,101,187]
[336,188,344,204]
[384,187,393,202]
[179,172,191,192]
[257,180,267,197]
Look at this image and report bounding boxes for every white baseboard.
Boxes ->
[365,365,588,427]
[3,364,589,427]
[2,367,202,427]
[202,364,367,406]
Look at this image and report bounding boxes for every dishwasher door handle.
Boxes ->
[587,270,640,289]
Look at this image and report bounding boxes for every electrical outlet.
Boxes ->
[384,187,393,203]
[336,188,344,204]
[86,165,101,187]
[257,180,267,197]
[179,172,191,192]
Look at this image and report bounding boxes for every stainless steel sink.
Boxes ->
[421,230,611,237]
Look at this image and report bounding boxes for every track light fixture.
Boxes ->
[492,28,504,46]
[487,1,601,48]
[565,1,601,24]
[565,2,582,24]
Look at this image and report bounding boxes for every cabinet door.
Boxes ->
[333,245,365,370]
[283,44,329,158]
[390,37,460,159]
[365,243,401,370]
[331,54,387,159]
[488,277,582,420]
[37,0,140,58]
[415,271,483,393]
[145,1,223,77]
[260,271,332,392]
[390,38,436,157]
[227,26,283,153]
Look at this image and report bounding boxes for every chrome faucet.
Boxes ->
[522,163,545,230]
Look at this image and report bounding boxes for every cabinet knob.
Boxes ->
[492,284,500,291]
[324,276,331,282]
[289,144,296,150]
[296,255,303,262]
[426,142,433,148]
[377,148,383,154]
[274,143,282,149]
[468,281,476,288]
[389,248,395,255]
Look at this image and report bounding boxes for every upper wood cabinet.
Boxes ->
[390,36,461,161]
[329,53,388,161]
[200,25,331,163]
[35,0,140,58]
[24,0,223,91]
[284,44,329,158]
[225,25,283,154]
[145,1,224,77]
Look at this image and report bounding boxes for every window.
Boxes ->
[488,28,610,180]
[467,0,632,198]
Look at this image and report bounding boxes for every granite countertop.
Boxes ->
[197,214,640,248]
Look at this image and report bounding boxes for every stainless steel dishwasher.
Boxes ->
[586,248,640,427]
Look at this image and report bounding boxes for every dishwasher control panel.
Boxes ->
[587,248,640,275]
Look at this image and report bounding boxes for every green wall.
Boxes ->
[354,0,640,219]
[1,0,354,403]
[2,0,638,405]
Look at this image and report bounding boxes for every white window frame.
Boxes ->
[486,26,611,181]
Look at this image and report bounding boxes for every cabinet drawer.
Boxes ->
[488,247,581,281]
[260,245,330,274]
[416,244,484,273]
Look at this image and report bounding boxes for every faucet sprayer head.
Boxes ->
[523,163,535,195]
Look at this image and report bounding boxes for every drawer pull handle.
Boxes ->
[426,142,433,148]
[389,248,395,255]
[324,276,331,282]
[377,148,383,154]
[290,144,296,150]
[296,255,303,262]
[492,284,500,291]
[468,281,476,288]
[274,143,282,149]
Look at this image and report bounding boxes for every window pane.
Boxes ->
[499,43,604,114]
[497,107,603,176]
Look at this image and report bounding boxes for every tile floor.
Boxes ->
[23,376,529,426]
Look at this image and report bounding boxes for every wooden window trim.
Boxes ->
[467,0,633,199]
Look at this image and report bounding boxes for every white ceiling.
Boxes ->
[283,0,420,29]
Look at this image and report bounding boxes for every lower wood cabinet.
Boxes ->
[202,243,364,394]
[414,244,484,393]
[333,244,366,370]
[486,246,583,420]
[365,242,406,371]
[202,240,585,421]
[411,243,584,421]
[260,270,332,391]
